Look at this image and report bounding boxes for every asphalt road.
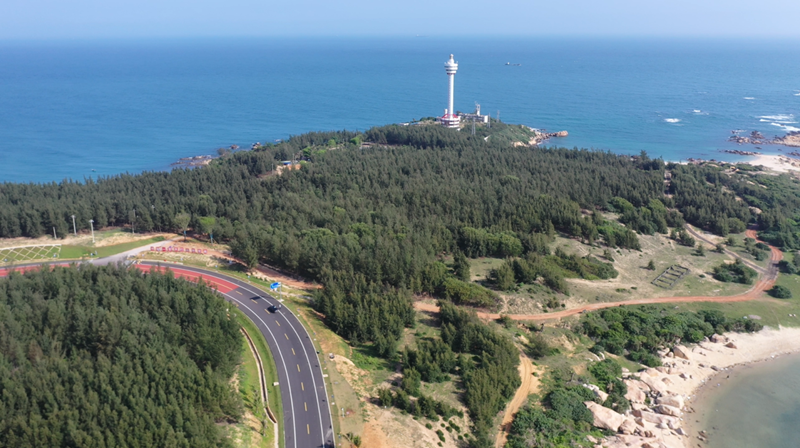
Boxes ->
[0,257,335,448]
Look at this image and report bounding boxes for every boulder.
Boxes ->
[632,410,680,427]
[672,345,690,360]
[619,418,637,435]
[624,380,647,403]
[654,404,682,417]
[656,394,685,409]
[726,341,738,349]
[583,383,609,402]
[584,401,625,432]
[639,375,668,395]
[711,334,726,343]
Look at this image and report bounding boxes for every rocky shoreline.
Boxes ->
[171,154,214,168]
[583,326,800,448]
[522,127,569,146]
[728,130,800,148]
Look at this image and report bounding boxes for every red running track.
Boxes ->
[0,263,71,277]
[135,264,238,293]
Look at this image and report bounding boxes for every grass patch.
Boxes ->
[235,336,275,448]
[58,236,167,260]
[232,307,284,448]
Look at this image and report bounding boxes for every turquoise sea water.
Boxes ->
[0,37,799,183]
[693,353,800,448]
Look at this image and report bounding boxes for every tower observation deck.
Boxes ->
[440,54,460,128]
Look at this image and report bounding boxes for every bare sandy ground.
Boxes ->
[601,326,800,448]
[495,351,541,448]
[749,154,800,173]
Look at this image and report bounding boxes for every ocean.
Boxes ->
[0,37,799,183]
[691,353,800,448]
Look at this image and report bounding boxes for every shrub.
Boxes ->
[769,285,793,299]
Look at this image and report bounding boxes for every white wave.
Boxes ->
[759,114,794,121]
[795,92,800,96]
[744,97,755,100]
[664,118,681,123]
[771,123,800,132]
[692,109,709,115]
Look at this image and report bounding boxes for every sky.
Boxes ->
[2,0,800,40]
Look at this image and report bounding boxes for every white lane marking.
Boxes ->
[226,277,331,446]
[212,289,296,448]
[281,310,328,446]
[149,263,331,448]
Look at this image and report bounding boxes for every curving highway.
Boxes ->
[0,256,335,448]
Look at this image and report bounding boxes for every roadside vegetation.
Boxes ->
[3,124,800,446]
[0,265,243,448]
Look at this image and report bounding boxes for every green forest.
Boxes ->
[0,265,242,448]
[2,122,799,447]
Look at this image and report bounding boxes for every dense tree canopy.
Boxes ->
[0,265,242,448]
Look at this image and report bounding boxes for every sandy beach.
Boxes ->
[748,154,800,173]
[598,326,800,448]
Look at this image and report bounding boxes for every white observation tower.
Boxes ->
[441,54,460,128]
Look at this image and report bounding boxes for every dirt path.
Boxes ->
[495,351,540,448]
[415,229,782,322]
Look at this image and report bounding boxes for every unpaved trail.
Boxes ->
[495,351,540,448]
[416,229,782,322]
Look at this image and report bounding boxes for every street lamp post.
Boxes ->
[71,215,77,236]
[89,219,95,243]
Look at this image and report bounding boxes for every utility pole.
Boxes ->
[151,205,157,231]
[89,219,95,243]
[71,215,77,236]
[132,209,136,234]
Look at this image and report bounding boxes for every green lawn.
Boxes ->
[57,236,167,261]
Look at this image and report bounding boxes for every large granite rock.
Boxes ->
[584,401,624,432]
[638,374,668,395]
[619,417,637,435]
[672,345,690,360]
[624,379,648,403]
[653,404,682,417]
[632,409,680,427]
[583,383,609,402]
[656,394,684,409]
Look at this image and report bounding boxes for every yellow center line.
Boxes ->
[285,333,289,340]
[305,402,307,411]
[297,364,300,372]
[276,320,281,326]
[307,424,310,435]
[291,348,295,355]
[250,299,257,303]
[301,382,304,391]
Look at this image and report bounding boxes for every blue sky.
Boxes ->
[2,0,799,40]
